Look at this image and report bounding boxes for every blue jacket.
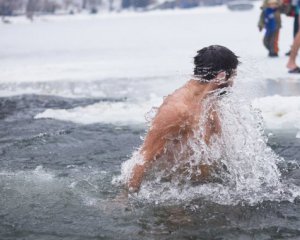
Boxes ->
[264,8,277,35]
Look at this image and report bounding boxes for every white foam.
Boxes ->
[252,95,300,130]
[35,94,162,125]
[0,165,55,182]
[0,166,57,196]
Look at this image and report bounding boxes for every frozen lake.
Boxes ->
[1,2,300,239]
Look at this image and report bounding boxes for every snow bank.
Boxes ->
[35,95,300,130]
[252,95,300,129]
[35,95,162,125]
[0,1,295,85]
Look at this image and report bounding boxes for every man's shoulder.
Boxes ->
[160,93,189,116]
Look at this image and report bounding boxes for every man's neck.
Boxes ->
[188,79,220,97]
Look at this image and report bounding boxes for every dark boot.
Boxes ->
[269,52,278,57]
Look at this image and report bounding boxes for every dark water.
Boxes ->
[0,94,300,240]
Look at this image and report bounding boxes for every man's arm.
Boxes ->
[128,101,188,192]
[199,105,221,178]
[204,106,221,145]
[258,9,265,31]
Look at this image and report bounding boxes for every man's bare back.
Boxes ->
[126,45,239,192]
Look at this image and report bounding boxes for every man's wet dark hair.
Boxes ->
[194,45,239,81]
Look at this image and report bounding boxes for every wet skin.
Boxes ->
[128,72,234,192]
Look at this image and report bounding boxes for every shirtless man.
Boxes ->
[127,45,239,192]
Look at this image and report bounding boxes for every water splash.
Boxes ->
[115,89,300,205]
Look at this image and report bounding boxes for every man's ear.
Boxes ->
[215,71,226,82]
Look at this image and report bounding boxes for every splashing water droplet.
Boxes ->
[115,89,300,205]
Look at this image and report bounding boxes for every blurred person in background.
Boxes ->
[258,0,282,57]
[282,0,298,56]
[286,0,300,72]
